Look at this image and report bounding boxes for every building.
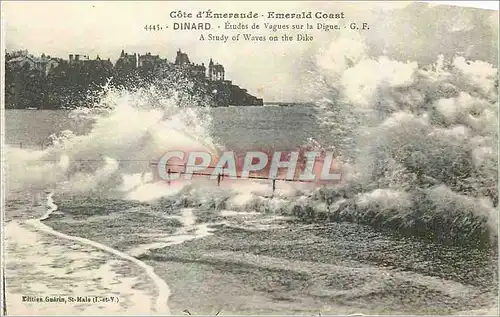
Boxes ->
[4,48,264,109]
[175,49,190,65]
[208,58,225,81]
[115,50,138,71]
[69,54,89,64]
[138,52,161,71]
[7,53,60,77]
[190,63,206,80]
[84,55,113,74]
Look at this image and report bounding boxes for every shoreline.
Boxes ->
[4,220,161,315]
[29,193,172,315]
[25,221,172,315]
[4,193,172,315]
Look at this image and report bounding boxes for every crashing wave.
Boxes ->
[5,37,498,249]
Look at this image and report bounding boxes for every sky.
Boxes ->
[2,1,498,102]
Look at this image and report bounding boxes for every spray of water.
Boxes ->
[5,37,498,249]
[299,37,499,248]
[6,81,220,197]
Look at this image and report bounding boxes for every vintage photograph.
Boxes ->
[1,1,499,315]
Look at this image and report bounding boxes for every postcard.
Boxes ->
[1,1,498,315]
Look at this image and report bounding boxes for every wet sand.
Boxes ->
[4,221,160,315]
[4,193,171,315]
[7,193,498,315]
[141,223,498,315]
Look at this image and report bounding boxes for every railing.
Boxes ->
[5,142,47,150]
[150,162,320,195]
[3,149,329,195]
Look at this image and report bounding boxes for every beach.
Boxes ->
[31,192,497,315]
[4,220,161,315]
